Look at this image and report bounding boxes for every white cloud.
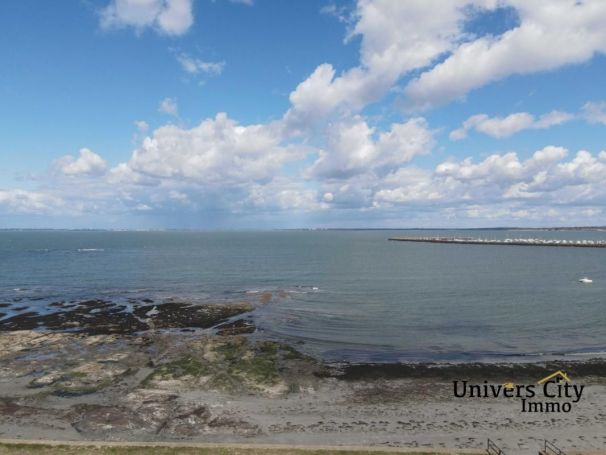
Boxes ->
[100,0,193,36]
[283,0,476,133]
[177,54,225,76]
[582,101,606,125]
[0,189,64,214]
[441,147,605,200]
[435,146,567,185]
[405,1,606,109]
[245,177,327,212]
[309,117,434,178]
[320,3,354,24]
[158,97,178,116]
[305,143,606,219]
[450,110,573,140]
[279,1,606,133]
[9,0,606,227]
[156,0,193,35]
[372,146,606,214]
[135,120,149,132]
[374,167,442,204]
[10,136,606,226]
[121,113,302,185]
[56,148,107,176]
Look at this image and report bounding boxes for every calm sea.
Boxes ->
[1,229,605,363]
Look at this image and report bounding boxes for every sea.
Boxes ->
[1,229,605,363]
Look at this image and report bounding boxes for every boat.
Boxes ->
[578,277,593,284]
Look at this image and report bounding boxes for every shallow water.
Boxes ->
[1,229,605,362]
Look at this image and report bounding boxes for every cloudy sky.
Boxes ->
[2,0,606,229]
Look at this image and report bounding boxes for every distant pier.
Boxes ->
[388,236,606,248]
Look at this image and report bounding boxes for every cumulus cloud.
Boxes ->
[394,146,606,205]
[56,149,107,176]
[283,0,475,132]
[308,143,606,221]
[280,1,606,119]
[245,177,328,212]
[9,0,606,227]
[309,117,434,178]
[374,167,442,205]
[9,138,606,226]
[450,110,573,140]
[100,0,193,36]
[405,1,606,109]
[177,54,225,76]
[119,113,303,186]
[158,97,178,116]
[0,189,64,214]
[273,1,606,135]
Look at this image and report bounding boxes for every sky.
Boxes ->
[1,0,606,229]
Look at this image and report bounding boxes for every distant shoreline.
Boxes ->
[2,226,606,232]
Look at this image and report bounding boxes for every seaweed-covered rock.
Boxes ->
[0,300,146,335]
[142,336,323,397]
[0,300,255,335]
[134,301,254,330]
[215,318,256,336]
[53,362,133,396]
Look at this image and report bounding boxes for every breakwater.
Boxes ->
[388,236,606,248]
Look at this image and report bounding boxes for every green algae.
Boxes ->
[141,336,319,395]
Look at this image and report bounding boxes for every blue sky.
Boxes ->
[1,0,606,229]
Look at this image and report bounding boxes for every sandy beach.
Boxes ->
[0,297,605,455]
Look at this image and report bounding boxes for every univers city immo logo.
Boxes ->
[453,370,584,413]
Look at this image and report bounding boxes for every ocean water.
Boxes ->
[1,229,605,363]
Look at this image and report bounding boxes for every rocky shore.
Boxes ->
[0,294,605,454]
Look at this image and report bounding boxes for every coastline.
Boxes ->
[0,297,605,454]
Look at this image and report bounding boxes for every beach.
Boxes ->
[5,0,606,451]
[0,296,605,455]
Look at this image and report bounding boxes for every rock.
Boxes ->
[0,331,58,357]
[28,371,62,388]
[53,362,133,396]
[215,319,256,336]
[133,301,255,330]
[0,300,148,335]
[0,300,255,335]
[125,389,179,432]
[259,292,272,304]
[159,404,212,437]
[142,336,321,397]
[70,404,153,437]
[72,361,131,378]
[208,414,261,436]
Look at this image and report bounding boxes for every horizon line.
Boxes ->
[1,226,606,232]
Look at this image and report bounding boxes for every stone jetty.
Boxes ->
[388,236,606,247]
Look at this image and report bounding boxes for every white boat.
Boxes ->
[578,277,593,284]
